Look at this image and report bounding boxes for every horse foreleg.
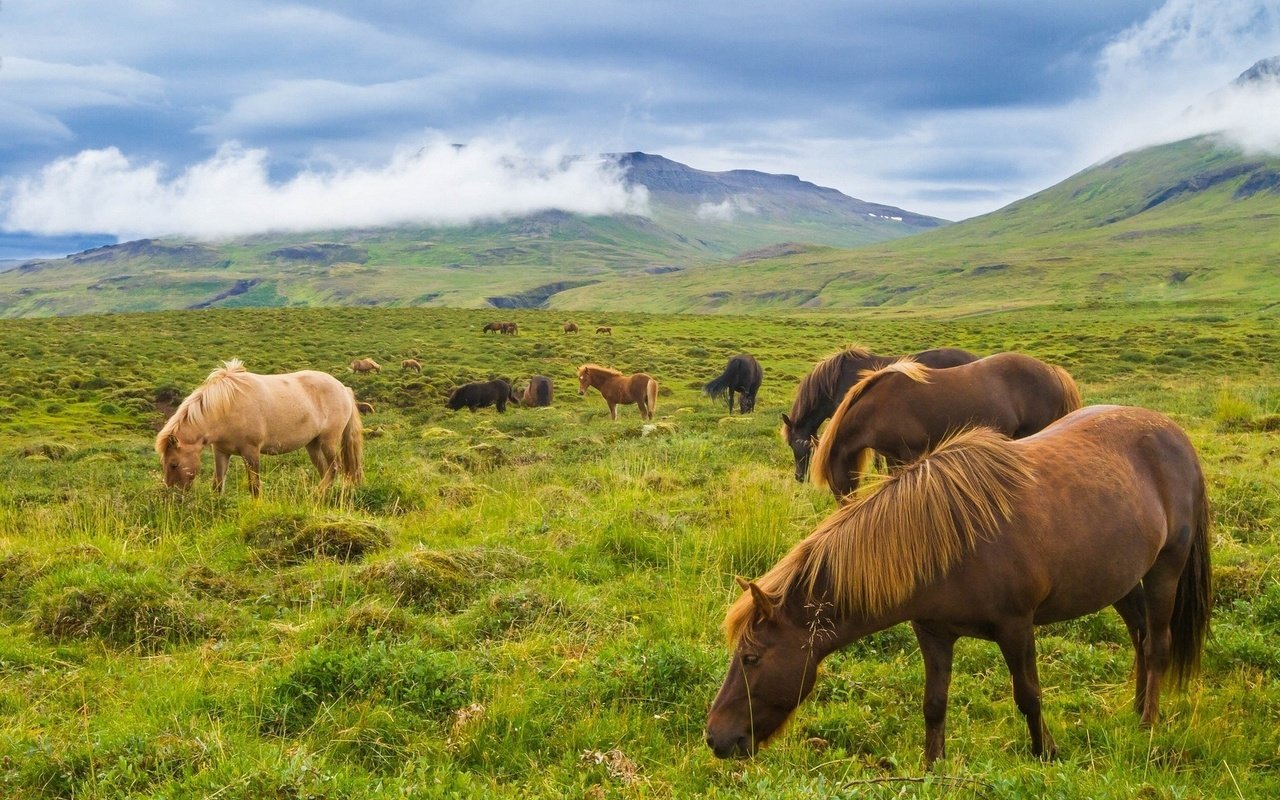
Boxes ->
[1112,586,1149,716]
[996,621,1056,760]
[913,622,957,767]
[727,390,735,414]
[213,449,231,493]
[608,402,618,421]
[240,448,262,498]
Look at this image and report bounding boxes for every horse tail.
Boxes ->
[703,364,735,398]
[646,378,658,419]
[341,394,365,484]
[1050,365,1082,415]
[1168,477,1212,689]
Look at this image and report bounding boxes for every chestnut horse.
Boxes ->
[401,359,421,373]
[156,359,363,497]
[707,406,1211,765]
[576,364,656,420]
[483,321,503,333]
[810,352,1081,501]
[522,375,553,407]
[350,358,381,373]
[596,326,612,335]
[563,322,579,334]
[781,346,978,481]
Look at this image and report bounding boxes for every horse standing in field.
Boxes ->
[707,406,1211,765]
[704,354,763,414]
[483,322,503,333]
[522,375,553,407]
[596,326,612,335]
[500,322,519,335]
[155,359,364,497]
[781,346,978,481]
[576,364,657,420]
[350,358,381,373]
[401,359,421,373]
[447,379,520,412]
[563,322,579,334]
[811,352,1081,501]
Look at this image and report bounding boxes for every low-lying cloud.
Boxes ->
[0,138,649,240]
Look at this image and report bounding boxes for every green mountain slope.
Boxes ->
[556,136,1280,313]
[0,154,941,318]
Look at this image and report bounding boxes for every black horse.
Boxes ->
[704,354,763,414]
[447,379,520,412]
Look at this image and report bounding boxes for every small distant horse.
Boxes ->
[781,346,978,481]
[522,375,553,407]
[707,406,1211,765]
[156,359,363,497]
[811,352,1081,501]
[704,353,763,414]
[500,322,519,335]
[577,364,656,420]
[350,358,381,373]
[447,379,519,412]
[563,322,579,334]
[595,326,612,335]
[401,359,421,373]
[483,322,503,333]
[355,401,375,414]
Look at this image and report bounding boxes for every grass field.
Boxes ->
[0,303,1277,798]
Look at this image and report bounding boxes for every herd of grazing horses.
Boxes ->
[154,334,1211,767]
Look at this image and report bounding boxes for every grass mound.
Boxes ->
[359,546,529,612]
[241,510,393,563]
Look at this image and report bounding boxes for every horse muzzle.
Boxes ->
[705,730,754,759]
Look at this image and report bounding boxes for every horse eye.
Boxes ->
[742,654,761,666]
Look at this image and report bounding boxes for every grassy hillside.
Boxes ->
[556,136,1280,313]
[0,302,1277,797]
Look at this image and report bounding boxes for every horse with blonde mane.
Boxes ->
[781,346,977,481]
[155,359,364,497]
[811,351,1080,501]
[576,364,656,420]
[707,405,1211,765]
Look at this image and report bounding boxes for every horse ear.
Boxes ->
[780,413,792,427]
[735,577,775,621]
[165,433,178,450]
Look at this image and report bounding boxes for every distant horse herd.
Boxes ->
[154,326,1212,766]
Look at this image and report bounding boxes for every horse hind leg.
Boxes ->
[996,621,1057,760]
[309,438,339,491]
[1112,585,1149,716]
[1136,552,1187,727]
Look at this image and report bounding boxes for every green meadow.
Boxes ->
[0,303,1277,798]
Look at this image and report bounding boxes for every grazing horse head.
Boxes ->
[779,414,815,482]
[158,433,203,489]
[706,578,822,758]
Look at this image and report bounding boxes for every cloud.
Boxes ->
[0,138,650,240]
[695,196,758,222]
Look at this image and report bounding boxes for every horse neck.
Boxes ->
[779,584,903,662]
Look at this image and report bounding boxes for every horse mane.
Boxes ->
[726,427,1034,645]
[784,346,873,430]
[810,358,932,489]
[154,359,251,451]
[578,363,622,377]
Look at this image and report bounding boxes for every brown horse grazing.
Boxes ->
[810,352,1081,501]
[483,321,503,333]
[350,358,381,373]
[500,321,519,335]
[563,322,579,334]
[401,359,421,373]
[522,375,553,407]
[781,346,978,482]
[707,406,1211,765]
[156,359,364,497]
[595,326,612,335]
[577,364,656,420]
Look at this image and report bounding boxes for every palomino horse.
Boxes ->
[156,359,364,497]
[707,406,1211,765]
[704,354,763,414]
[810,352,1081,501]
[576,364,656,420]
[781,346,977,481]
[350,358,381,373]
[401,358,421,373]
[563,322,579,334]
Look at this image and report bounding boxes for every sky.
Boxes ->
[1,0,1279,258]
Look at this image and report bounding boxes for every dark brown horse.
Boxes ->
[596,326,612,335]
[707,406,1211,765]
[704,354,763,414]
[500,321,519,335]
[447,379,520,412]
[577,364,656,420]
[522,375,553,407]
[482,321,503,333]
[810,352,1081,501]
[781,346,978,481]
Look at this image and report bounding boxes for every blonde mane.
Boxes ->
[154,359,251,451]
[577,363,622,378]
[726,427,1033,644]
[810,358,932,489]
[784,346,873,431]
